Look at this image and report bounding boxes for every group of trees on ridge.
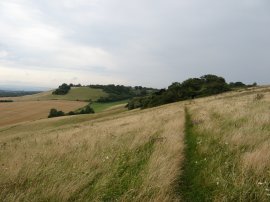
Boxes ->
[89,84,156,102]
[127,74,256,110]
[48,104,94,118]
[52,83,157,102]
[51,74,256,111]
[52,83,71,95]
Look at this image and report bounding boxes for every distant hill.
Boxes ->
[2,87,108,102]
[0,90,41,97]
[1,85,157,102]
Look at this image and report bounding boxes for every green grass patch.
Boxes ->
[178,108,268,201]
[177,107,215,201]
[67,173,102,201]
[65,137,156,201]
[48,87,108,101]
[91,100,128,113]
[101,138,156,201]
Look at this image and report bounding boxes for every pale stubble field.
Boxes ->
[0,100,86,127]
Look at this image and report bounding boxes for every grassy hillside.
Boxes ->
[0,86,269,201]
[182,86,270,201]
[2,87,108,102]
[0,103,185,201]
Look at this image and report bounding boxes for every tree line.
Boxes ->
[0,90,41,97]
[0,100,13,102]
[127,74,256,110]
[89,84,157,102]
[48,104,94,118]
[52,83,157,102]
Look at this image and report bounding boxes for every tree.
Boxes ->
[48,108,65,118]
[229,82,246,88]
[48,108,58,118]
[52,83,71,95]
[84,106,94,114]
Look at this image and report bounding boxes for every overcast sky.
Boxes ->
[0,0,269,90]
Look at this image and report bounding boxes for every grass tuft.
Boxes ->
[102,138,156,201]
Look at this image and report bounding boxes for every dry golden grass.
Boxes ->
[2,85,268,201]
[188,86,270,201]
[0,100,86,127]
[0,102,185,201]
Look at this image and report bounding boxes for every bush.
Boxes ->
[78,105,95,114]
[67,111,75,115]
[48,104,94,118]
[48,108,65,118]
[0,100,13,102]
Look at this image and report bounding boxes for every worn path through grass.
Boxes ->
[178,87,270,202]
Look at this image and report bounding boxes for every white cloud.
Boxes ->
[0,0,117,73]
[0,51,9,58]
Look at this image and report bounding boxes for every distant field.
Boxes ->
[91,99,129,112]
[0,87,108,102]
[0,100,86,127]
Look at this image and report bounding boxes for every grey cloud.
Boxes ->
[0,0,269,88]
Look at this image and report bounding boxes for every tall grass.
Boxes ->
[188,87,270,201]
[0,102,185,201]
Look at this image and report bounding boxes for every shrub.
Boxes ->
[67,111,75,115]
[254,93,264,101]
[48,108,65,118]
[78,105,95,114]
[0,100,13,102]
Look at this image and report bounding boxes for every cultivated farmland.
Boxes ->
[0,87,108,102]
[0,100,86,127]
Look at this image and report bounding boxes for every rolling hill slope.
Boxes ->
[2,87,108,102]
[0,86,269,201]
[0,102,185,201]
[0,100,86,127]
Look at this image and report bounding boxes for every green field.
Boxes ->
[91,100,129,112]
[3,87,108,102]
